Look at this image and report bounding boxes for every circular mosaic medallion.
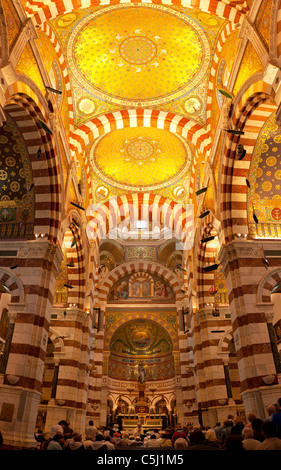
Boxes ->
[266,156,277,166]
[95,184,109,201]
[10,181,20,192]
[57,12,77,28]
[132,330,152,349]
[119,36,157,65]
[0,170,7,180]
[272,207,281,220]
[126,138,155,161]
[184,96,202,114]
[197,12,218,26]
[262,181,272,192]
[274,135,281,143]
[90,127,191,191]
[173,185,187,200]
[78,97,96,115]
[5,157,16,167]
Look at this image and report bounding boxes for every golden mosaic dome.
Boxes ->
[90,127,191,191]
[68,4,211,107]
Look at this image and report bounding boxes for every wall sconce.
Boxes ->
[57,399,66,406]
[218,399,227,405]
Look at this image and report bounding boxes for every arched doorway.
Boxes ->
[0,282,11,375]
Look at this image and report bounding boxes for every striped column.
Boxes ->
[219,240,281,417]
[0,239,63,448]
[47,309,92,413]
[86,302,105,423]
[192,307,231,411]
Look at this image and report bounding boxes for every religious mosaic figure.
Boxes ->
[114,281,129,300]
[154,280,171,298]
[138,362,146,383]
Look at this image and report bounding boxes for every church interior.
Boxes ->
[1,0,281,450]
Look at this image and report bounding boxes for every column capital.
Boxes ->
[218,239,267,274]
[6,303,26,323]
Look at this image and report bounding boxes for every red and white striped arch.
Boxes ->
[3,84,62,244]
[27,0,245,166]
[86,193,194,247]
[0,269,25,304]
[62,221,87,310]
[25,0,243,207]
[69,109,211,159]
[206,20,237,130]
[25,0,248,25]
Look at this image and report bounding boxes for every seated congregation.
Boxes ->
[34,399,281,451]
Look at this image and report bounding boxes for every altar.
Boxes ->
[115,364,169,431]
[117,413,168,431]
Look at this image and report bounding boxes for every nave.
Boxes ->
[0,0,281,453]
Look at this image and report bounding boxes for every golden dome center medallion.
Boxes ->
[119,36,157,65]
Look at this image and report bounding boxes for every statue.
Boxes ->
[138,362,146,383]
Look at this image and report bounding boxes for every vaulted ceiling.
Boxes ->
[31,2,243,208]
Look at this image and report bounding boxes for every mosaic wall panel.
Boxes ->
[16,43,45,95]
[108,318,175,381]
[2,0,21,48]
[53,251,68,305]
[255,0,272,48]
[0,112,34,239]
[125,246,157,262]
[108,273,175,303]
[233,41,263,95]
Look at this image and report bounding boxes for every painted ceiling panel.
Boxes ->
[49,4,226,127]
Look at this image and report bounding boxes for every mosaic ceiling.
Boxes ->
[48,5,226,203]
[51,5,224,126]
[0,112,34,239]
[69,5,210,107]
[90,127,191,192]
[108,318,175,381]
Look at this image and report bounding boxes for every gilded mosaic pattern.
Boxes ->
[2,0,21,47]
[248,113,281,238]
[233,41,263,95]
[125,246,157,262]
[214,265,229,305]
[69,4,210,107]
[108,273,175,303]
[90,127,191,191]
[0,112,34,239]
[108,318,175,381]
[50,5,224,126]
[16,43,45,95]
[255,0,272,48]
[53,251,69,305]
